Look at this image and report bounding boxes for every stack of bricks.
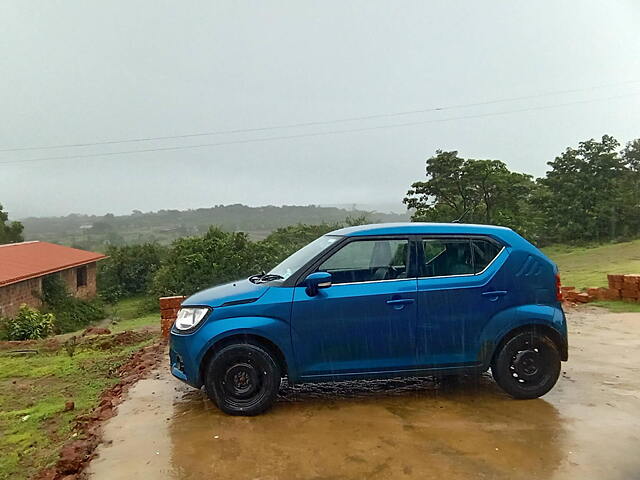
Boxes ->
[159,296,187,338]
[607,274,640,302]
[562,286,609,303]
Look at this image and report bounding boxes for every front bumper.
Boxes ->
[169,331,204,389]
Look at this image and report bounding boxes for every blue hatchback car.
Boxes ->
[170,223,567,415]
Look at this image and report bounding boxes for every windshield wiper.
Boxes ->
[248,272,284,284]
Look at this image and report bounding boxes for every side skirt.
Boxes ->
[296,363,486,384]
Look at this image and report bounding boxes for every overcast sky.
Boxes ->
[1,1,640,218]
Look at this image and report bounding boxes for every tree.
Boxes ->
[619,139,640,238]
[151,227,269,296]
[538,135,630,243]
[97,243,167,297]
[403,151,541,239]
[0,204,24,244]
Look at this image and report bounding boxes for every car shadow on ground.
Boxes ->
[276,372,506,403]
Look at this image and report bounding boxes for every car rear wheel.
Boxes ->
[204,343,281,415]
[491,331,561,399]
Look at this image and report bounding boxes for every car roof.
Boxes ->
[328,222,513,237]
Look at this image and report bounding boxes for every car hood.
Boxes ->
[183,278,270,308]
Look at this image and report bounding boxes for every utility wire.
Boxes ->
[1,91,638,167]
[1,79,639,153]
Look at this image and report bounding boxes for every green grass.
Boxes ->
[591,300,640,313]
[109,295,156,320]
[0,333,156,480]
[543,239,640,289]
[110,313,159,333]
[103,296,159,333]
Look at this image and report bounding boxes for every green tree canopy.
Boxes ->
[403,151,541,239]
[539,135,636,243]
[0,203,24,244]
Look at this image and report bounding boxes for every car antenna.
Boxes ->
[452,206,473,223]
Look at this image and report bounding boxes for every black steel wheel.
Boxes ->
[204,342,281,415]
[491,331,561,399]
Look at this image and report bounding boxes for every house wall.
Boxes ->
[0,262,98,318]
[58,262,98,299]
[0,277,43,318]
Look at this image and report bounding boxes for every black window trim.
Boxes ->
[417,234,505,280]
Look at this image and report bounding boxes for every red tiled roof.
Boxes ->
[0,241,107,287]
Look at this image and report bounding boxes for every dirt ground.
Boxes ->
[86,307,640,480]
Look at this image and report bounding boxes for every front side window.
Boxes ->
[318,238,409,284]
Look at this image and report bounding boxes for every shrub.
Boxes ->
[6,305,55,340]
[151,227,268,296]
[52,298,106,334]
[98,243,166,297]
[41,274,106,334]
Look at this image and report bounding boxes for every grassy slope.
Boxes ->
[0,334,156,480]
[543,239,640,289]
[105,296,160,333]
[0,297,160,480]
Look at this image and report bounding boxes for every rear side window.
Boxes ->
[318,238,409,284]
[472,239,502,273]
[421,239,473,277]
[420,237,503,277]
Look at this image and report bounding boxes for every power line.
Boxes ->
[1,79,639,153]
[1,91,638,167]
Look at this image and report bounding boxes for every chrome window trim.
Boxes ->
[416,246,506,280]
[329,277,417,287]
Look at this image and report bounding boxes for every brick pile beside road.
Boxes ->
[159,295,187,337]
[562,274,640,304]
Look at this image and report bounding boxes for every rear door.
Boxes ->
[290,236,418,378]
[415,236,508,367]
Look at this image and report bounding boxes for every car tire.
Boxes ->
[204,342,281,416]
[491,330,561,399]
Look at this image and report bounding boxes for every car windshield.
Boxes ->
[268,235,340,280]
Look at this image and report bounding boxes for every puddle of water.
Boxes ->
[88,310,640,480]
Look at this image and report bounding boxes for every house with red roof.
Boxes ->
[0,241,106,317]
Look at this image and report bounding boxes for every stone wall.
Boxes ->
[0,277,43,318]
[0,262,99,318]
[58,262,98,299]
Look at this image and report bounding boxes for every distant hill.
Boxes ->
[21,204,409,249]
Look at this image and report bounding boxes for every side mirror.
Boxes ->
[304,272,332,296]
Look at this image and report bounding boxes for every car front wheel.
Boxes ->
[204,342,281,415]
[491,330,561,399]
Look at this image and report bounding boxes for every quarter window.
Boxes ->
[472,239,502,273]
[318,239,409,284]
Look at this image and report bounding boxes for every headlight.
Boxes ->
[175,307,209,331]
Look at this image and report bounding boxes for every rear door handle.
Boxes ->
[386,298,415,305]
[482,290,508,299]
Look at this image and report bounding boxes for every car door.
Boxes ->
[415,236,508,367]
[290,236,418,378]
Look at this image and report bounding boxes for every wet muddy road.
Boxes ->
[87,307,640,480]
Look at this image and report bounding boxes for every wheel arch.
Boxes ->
[199,333,289,382]
[491,323,568,365]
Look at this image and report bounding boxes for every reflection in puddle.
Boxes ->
[169,374,565,480]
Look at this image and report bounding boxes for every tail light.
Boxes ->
[555,274,563,301]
